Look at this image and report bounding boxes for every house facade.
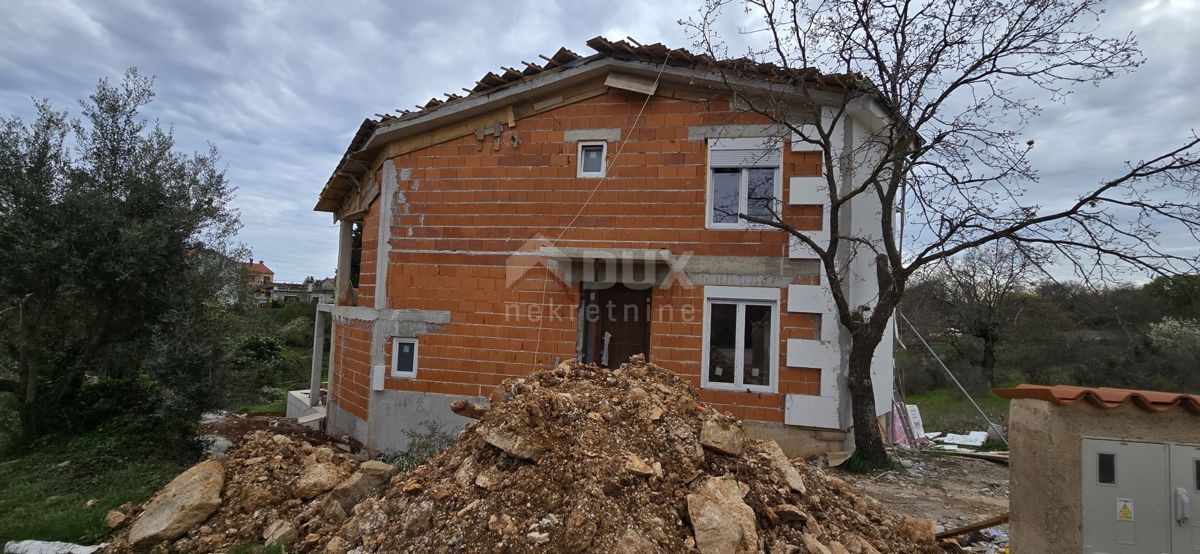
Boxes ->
[302,38,895,456]
[247,260,274,306]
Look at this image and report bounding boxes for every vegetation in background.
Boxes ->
[900,269,1200,409]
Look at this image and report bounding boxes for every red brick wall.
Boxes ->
[334,89,828,424]
[331,319,372,419]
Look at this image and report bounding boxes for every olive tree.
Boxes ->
[0,70,244,442]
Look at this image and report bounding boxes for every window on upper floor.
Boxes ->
[706,138,783,229]
[702,286,780,393]
[577,141,607,178]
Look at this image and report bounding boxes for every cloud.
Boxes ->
[0,0,1195,282]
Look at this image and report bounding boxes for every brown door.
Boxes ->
[585,284,651,367]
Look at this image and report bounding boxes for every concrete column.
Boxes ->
[334,220,353,304]
[310,307,329,405]
[374,161,396,310]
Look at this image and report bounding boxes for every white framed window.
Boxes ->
[577,141,607,178]
[701,286,780,393]
[391,337,419,379]
[705,138,783,229]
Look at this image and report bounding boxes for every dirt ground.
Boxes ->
[838,453,1010,535]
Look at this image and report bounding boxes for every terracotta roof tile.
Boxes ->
[993,384,1200,415]
[247,262,273,275]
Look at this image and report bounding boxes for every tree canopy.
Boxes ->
[0,69,244,444]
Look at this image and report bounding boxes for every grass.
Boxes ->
[0,423,189,545]
[234,398,287,414]
[904,387,1010,434]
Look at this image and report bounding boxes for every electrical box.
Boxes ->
[1082,438,1200,553]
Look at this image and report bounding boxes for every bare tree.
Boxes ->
[686,0,1200,466]
[914,241,1047,387]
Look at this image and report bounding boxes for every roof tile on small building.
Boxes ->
[247,262,273,275]
[994,384,1200,415]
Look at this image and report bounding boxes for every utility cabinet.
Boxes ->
[1082,438,1200,553]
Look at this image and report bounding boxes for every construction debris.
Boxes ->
[102,357,942,552]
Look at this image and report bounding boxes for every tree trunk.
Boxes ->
[982,334,997,388]
[847,325,890,468]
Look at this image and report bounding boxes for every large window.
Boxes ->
[706,138,782,228]
[701,286,780,393]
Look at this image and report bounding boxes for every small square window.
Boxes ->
[578,142,606,178]
[392,338,418,378]
[1098,452,1116,485]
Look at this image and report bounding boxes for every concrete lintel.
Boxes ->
[687,124,788,141]
[331,305,451,325]
[564,128,622,143]
[682,255,818,289]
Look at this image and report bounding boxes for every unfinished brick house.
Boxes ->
[295,37,895,456]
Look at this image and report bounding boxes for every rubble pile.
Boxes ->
[333,357,940,553]
[105,433,392,552]
[105,357,941,553]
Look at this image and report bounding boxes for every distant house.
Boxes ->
[247,260,274,306]
[274,277,336,305]
[297,37,896,456]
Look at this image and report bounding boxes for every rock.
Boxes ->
[613,528,657,553]
[128,459,224,546]
[699,418,744,456]
[403,481,423,494]
[686,475,758,553]
[762,440,806,494]
[263,520,298,547]
[325,536,347,553]
[800,534,832,554]
[450,399,490,419]
[294,462,344,499]
[2,540,105,554]
[624,452,654,476]
[563,505,597,553]
[320,497,349,524]
[842,535,881,554]
[487,514,518,536]
[85,499,98,508]
[527,531,550,544]
[329,471,388,512]
[898,517,936,543]
[103,510,127,529]
[774,504,807,523]
[478,425,545,461]
[358,460,394,480]
[828,541,850,554]
[313,447,334,463]
[898,458,915,469]
[271,434,292,445]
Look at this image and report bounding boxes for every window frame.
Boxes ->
[576,141,607,178]
[705,144,783,230]
[700,286,780,393]
[391,337,419,379]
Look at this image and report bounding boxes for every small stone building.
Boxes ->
[995,384,1200,553]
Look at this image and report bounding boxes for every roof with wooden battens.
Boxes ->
[315,36,857,214]
[994,384,1200,415]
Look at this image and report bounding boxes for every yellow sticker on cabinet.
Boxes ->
[1116,498,1135,521]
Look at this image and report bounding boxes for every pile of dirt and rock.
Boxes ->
[104,357,942,553]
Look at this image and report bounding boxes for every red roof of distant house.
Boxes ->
[994,384,1200,415]
[247,262,273,275]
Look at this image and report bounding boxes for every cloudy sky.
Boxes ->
[0,0,1196,282]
